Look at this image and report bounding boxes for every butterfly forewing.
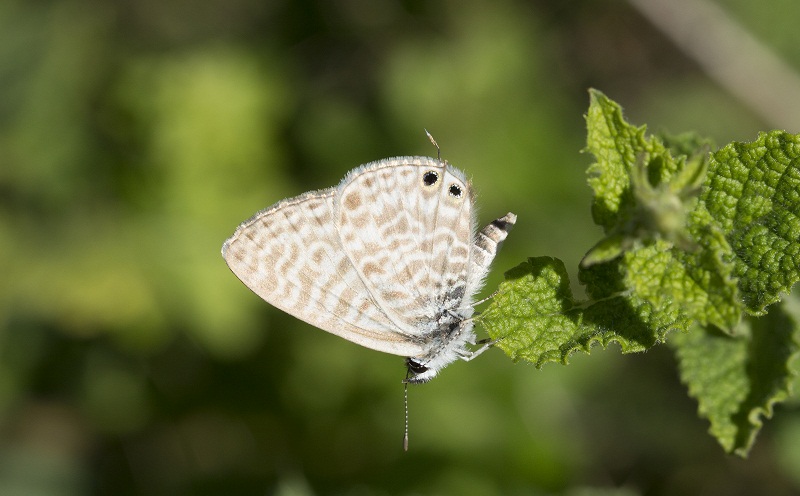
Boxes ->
[222,189,427,357]
[335,157,475,334]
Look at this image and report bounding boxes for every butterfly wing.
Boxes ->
[222,188,427,357]
[334,157,475,336]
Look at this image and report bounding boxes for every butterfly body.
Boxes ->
[223,156,515,383]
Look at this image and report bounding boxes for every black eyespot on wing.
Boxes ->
[449,184,463,198]
[422,171,439,186]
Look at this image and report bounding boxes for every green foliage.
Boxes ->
[671,296,800,457]
[481,90,800,457]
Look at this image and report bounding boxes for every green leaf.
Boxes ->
[658,130,716,161]
[585,89,670,232]
[676,206,742,331]
[703,131,800,314]
[483,91,800,457]
[672,295,800,456]
[582,89,742,331]
[480,257,586,367]
[486,91,743,365]
[583,90,713,260]
[480,257,687,367]
[581,246,691,347]
[580,233,629,267]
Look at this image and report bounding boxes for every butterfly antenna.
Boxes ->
[403,381,410,451]
[424,129,441,161]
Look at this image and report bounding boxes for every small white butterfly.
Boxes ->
[222,148,515,384]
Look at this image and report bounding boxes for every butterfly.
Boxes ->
[222,149,515,384]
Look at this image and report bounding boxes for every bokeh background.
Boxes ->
[3,0,800,494]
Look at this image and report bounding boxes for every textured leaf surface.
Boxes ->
[585,90,669,231]
[480,257,586,367]
[672,296,800,456]
[481,257,686,367]
[703,132,800,313]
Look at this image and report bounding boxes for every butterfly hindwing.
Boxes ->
[222,188,427,357]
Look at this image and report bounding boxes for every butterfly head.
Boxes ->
[402,316,476,384]
[404,358,434,384]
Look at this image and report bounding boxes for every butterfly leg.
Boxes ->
[471,290,499,307]
[461,337,503,361]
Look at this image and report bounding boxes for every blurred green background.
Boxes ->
[2,0,800,494]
